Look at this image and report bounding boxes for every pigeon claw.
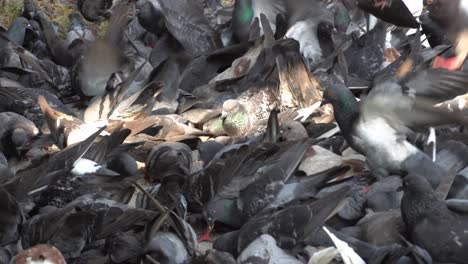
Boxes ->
[433,56,464,71]
[374,0,388,10]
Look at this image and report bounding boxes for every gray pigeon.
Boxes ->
[401,174,468,263]
[322,68,468,187]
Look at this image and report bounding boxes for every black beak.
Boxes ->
[320,98,330,107]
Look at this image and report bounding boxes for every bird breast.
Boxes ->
[356,116,419,170]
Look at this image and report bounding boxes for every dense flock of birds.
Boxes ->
[1,0,468,263]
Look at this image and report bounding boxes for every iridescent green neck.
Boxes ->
[236,0,254,24]
[331,90,360,137]
[223,111,249,136]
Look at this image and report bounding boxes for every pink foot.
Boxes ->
[374,0,388,10]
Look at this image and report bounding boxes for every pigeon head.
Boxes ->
[204,198,225,226]
[401,174,444,228]
[322,84,356,108]
[279,121,308,142]
[402,174,434,194]
[321,84,360,134]
[221,100,250,137]
[204,198,239,229]
[11,128,29,148]
[221,99,242,118]
[7,17,33,46]
[68,12,87,30]
[12,244,66,264]
[199,200,222,242]
[136,0,166,36]
[427,0,460,29]
[2,127,34,158]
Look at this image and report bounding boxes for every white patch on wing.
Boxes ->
[26,257,54,264]
[356,116,419,169]
[323,226,365,264]
[71,158,101,175]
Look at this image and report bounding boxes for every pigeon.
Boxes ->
[77,0,113,22]
[145,142,192,217]
[401,174,468,263]
[21,0,39,20]
[322,68,468,186]
[221,99,253,137]
[35,11,74,67]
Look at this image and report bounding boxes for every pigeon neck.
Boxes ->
[330,90,360,138]
[236,0,254,25]
[223,110,249,136]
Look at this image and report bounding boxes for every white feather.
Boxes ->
[26,257,54,264]
[71,158,101,175]
[323,227,365,264]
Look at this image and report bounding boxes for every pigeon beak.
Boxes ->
[221,111,227,119]
[320,99,330,107]
[396,186,403,192]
